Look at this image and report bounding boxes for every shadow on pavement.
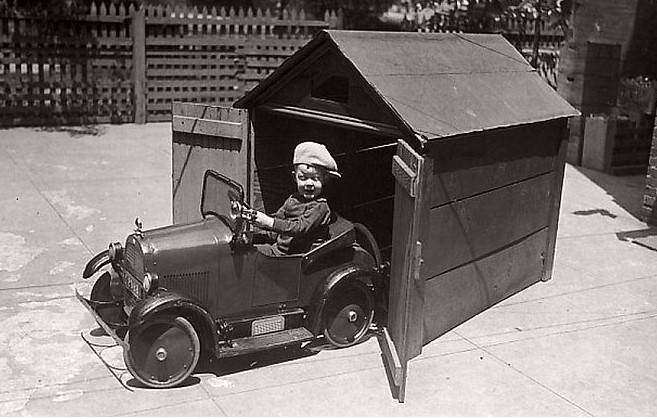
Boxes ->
[616,227,657,252]
[573,208,618,218]
[35,124,107,137]
[127,376,202,390]
[197,343,319,377]
[572,165,647,220]
[194,332,378,382]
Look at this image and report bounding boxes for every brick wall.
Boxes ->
[643,123,657,225]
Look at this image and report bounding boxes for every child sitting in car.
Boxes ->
[252,141,340,256]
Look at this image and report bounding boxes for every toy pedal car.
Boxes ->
[76,169,387,389]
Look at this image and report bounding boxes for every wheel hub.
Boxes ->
[347,310,358,323]
[155,347,168,361]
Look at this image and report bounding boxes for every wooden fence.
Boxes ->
[0,3,341,126]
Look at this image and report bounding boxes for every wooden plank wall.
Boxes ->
[0,3,341,127]
[420,119,568,344]
[0,3,134,126]
[171,102,249,224]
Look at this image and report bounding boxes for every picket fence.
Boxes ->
[0,3,341,126]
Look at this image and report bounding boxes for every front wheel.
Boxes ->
[322,280,374,348]
[124,315,200,388]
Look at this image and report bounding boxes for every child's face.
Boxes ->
[294,164,326,200]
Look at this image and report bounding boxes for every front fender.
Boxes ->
[129,290,212,328]
[128,290,217,355]
[306,265,377,335]
[82,249,110,279]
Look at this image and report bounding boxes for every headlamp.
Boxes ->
[143,272,157,293]
[108,242,123,261]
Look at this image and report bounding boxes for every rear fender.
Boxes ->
[306,265,377,335]
[128,290,217,356]
[82,249,110,279]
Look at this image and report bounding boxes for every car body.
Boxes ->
[77,170,387,388]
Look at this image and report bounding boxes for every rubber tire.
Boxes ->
[322,280,375,348]
[124,315,200,389]
[353,223,383,267]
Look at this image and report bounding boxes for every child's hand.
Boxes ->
[253,211,275,229]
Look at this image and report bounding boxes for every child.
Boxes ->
[252,141,340,256]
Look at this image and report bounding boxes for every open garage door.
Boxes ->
[171,103,252,224]
[379,139,426,403]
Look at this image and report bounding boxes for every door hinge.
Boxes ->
[413,241,423,282]
[392,155,418,197]
[392,140,423,197]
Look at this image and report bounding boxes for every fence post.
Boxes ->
[643,122,657,226]
[132,6,146,124]
[336,8,344,29]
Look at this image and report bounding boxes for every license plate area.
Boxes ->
[123,271,142,298]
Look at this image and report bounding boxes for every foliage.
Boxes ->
[0,0,140,15]
[513,0,572,37]
[404,0,572,34]
[276,0,394,28]
[1,0,78,15]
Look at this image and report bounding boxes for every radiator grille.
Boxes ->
[124,238,144,278]
[161,271,209,297]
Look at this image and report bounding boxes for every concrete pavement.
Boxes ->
[0,123,656,416]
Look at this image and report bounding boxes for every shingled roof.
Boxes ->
[234,30,578,140]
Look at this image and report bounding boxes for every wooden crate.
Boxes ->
[582,114,654,175]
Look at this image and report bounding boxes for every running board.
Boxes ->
[218,327,314,358]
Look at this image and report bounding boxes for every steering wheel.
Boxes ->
[230,200,257,223]
[224,200,256,248]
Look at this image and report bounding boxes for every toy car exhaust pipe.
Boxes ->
[82,249,110,279]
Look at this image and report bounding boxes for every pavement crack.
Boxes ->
[199,381,230,416]
[453,331,595,416]
[0,281,77,293]
[452,310,657,343]
[109,396,213,417]
[2,149,95,256]
[558,231,644,240]
[0,373,114,398]
[497,274,657,308]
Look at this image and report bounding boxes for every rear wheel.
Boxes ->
[322,280,374,348]
[124,315,200,388]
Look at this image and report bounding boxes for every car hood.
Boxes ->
[129,216,233,277]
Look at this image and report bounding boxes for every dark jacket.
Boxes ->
[258,194,332,255]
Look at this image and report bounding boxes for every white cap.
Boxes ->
[293,141,340,178]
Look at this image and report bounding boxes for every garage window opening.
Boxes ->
[311,75,349,104]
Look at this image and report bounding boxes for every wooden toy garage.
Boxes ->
[171,30,578,401]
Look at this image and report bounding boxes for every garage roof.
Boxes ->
[234,30,578,140]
